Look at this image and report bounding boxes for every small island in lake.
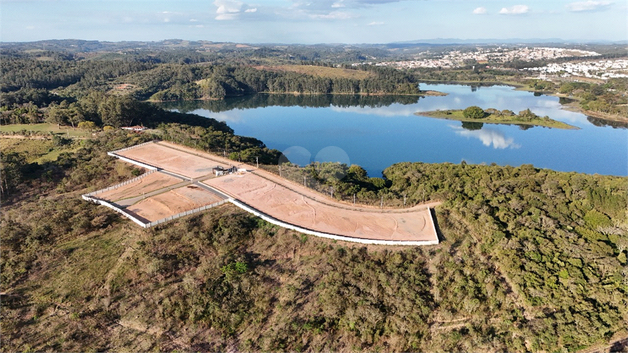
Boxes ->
[417,106,579,130]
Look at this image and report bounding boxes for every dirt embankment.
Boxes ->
[556,96,628,123]
[581,109,628,123]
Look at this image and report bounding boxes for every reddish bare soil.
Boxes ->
[104,141,439,242]
[127,185,224,222]
[204,173,436,242]
[96,172,182,202]
[115,142,233,179]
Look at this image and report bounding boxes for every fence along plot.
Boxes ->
[108,140,157,154]
[82,193,231,228]
[146,198,231,227]
[84,170,157,197]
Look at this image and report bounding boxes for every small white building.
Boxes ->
[121,126,147,132]
[213,165,237,176]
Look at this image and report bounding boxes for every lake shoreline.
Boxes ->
[146,89,447,103]
[419,80,628,124]
[415,109,580,130]
[157,82,626,176]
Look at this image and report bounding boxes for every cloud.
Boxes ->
[214,0,257,20]
[284,0,404,20]
[453,126,520,149]
[214,0,241,20]
[368,21,384,26]
[472,7,487,14]
[311,11,355,19]
[566,1,612,12]
[499,5,529,15]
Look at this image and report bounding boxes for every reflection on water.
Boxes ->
[453,125,521,149]
[330,104,420,117]
[156,94,421,114]
[587,116,628,129]
[461,121,483,130]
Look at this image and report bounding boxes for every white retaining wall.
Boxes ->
[82,195,149,228]
[90,141,440,246]
[228,199,439,246]
[82,194,231,229]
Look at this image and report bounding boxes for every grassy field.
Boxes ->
[256,65,374,80]
[0,123,93,138]
[417,109,579,129]
[1,137,82,163]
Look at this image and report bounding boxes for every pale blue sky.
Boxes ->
[1,0,626,43]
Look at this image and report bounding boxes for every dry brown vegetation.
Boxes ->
[254,64,374,80]
[2,129,627,352]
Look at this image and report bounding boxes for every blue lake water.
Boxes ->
[158,83,628,177]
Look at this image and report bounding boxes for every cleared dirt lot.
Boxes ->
[204,173,436,242]
[114,142,233,179]
[99,141,439,243]
[127,185,224,222]
[96,172,183,202]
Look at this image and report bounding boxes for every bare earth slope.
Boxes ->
[101,140,439,244]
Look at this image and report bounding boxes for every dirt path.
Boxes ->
[0,134,48,140]
[155,140,443,213]
[114,179,191,207]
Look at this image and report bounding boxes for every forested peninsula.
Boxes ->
[418,106,579,129]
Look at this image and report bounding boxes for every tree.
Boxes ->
[347,165,368,182]
[0,152,27,197]
[46,102,70,126]
[518,109,536,120]
[463,106,485,119]
[98,95,142,128]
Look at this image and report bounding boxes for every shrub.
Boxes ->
[462,106,485,119]
[77,121,97,131]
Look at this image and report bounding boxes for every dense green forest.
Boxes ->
[2,126,627,352]
[0,48,422,131]
[2,42,626,128]
[0,50,420,104]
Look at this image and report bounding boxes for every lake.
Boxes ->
[156,83,628,177]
